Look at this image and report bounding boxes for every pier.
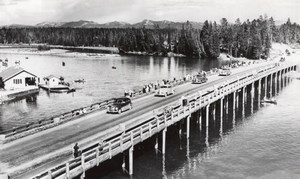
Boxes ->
[0,59,298,179]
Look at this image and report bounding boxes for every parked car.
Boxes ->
[156,84,174,97]
[192,74,208,84]
[107,97,132,114]
[219,69,232,76]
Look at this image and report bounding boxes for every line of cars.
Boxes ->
[107,67,232,114]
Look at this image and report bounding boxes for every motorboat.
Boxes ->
[261,97,277,105]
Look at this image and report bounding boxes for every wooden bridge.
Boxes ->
[26,61,298,179]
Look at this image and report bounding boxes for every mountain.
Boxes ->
[36,21,66,27]
[2,20,203,29]
[99,21,131,28]
[132,19,203,29]
[59,20,100,28]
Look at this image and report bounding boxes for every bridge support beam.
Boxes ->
[225,96,228,115]
[264,76,267,98]
[212,103,216,121]
[251,82,254,114]
[199,109,202,131]
[270,73,273,97]
[258,79,261,108]
[206,104,210,127]
[233,91,236,124]
[275,72,277,95]
[162,128,167,154]
[220,98,223,122]
[186,115,191,139]
[129,146,134,175]
[242,87,245,117]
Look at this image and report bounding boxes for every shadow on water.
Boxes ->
[78,75,293,179]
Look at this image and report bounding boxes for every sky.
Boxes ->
[0,0,300,25]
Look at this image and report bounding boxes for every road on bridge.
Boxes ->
[0,56,292,178]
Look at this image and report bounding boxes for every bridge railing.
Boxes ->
[31,62,297,179]
[0,98,116,140]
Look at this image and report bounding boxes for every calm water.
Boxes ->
[83,76,300,179]
[0,52,230,131]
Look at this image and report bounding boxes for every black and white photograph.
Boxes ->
[0,0,299,178]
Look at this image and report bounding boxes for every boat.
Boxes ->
[25,57,29,59]
[261,97,277,105]
[62,62,65,66]
[39,84,70,93]
[112,66,117,69]
[67,88,76,93]
[74,78,85,83]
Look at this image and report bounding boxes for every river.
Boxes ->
[0,52,231,132]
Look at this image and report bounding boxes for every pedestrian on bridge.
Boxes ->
[73,143,80,158]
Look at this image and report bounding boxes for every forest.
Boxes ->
[0,15,300,59]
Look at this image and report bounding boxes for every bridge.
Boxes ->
[0,56,298,179]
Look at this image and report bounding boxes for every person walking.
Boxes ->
[73,143,80,158]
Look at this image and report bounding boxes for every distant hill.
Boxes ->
[2,20,204,29]
[132,19,203,29]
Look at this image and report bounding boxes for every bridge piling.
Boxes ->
[270,73,273,97]
[212,103,216,121]
[162,128,167,154]
[199,109,202,131]
[258,79,261,108]
[242,87,245,117]
[206,105,210,127]
[251,82,254,114]
[264,76,267,98]
[129,146,134,175]
[186,115,190,139]
[233,91,236,124]
[225,96,228,114]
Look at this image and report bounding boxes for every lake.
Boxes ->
[0,52,230,132]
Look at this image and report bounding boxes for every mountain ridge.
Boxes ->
[2,20,204,29]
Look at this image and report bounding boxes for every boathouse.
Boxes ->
[0,66,38,90]
[43,75,62,87]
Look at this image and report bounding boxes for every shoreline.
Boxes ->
[0,48,121,58]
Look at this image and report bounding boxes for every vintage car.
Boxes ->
[219,69,232,76]
[156,84,175,97]
[107,97,132,114]
[192,74,208,84]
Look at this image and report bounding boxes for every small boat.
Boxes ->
[15,60,20,65]
[74,79,85,83]
[62,62,65,66]
[67,88,76,93]
[112,66,117,69]
[261,97,277,105]
[25,57,29,59]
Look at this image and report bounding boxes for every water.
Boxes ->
[0,52,230,131]
[82,77,300,178]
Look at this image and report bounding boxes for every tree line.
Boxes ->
[0,15,299,59]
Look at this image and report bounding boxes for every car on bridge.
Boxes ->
[107,97,132,114]
[192,73,208,84]
[156,84,175,97]
[219,69,232,76]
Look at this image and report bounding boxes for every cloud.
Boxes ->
[0,0,300,25]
